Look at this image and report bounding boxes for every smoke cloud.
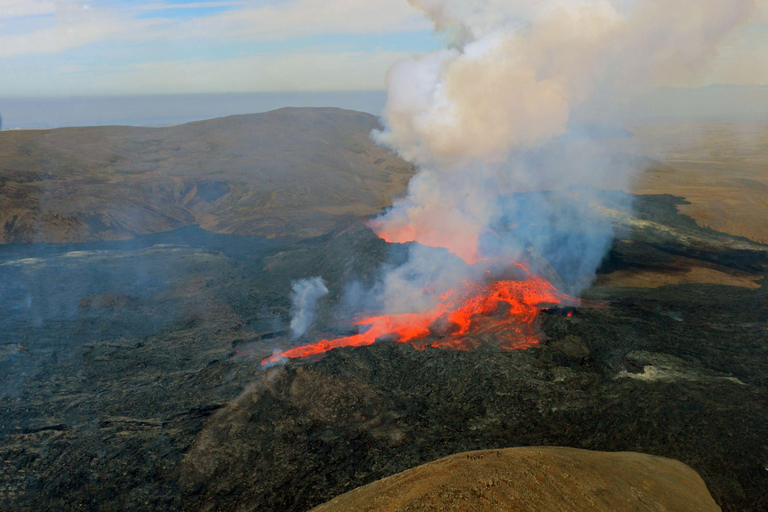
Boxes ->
[290,276,329,338]
[377,0,758,165]
[360,0,760,308]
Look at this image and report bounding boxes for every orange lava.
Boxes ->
[366,219,485,265]
[262,274,576,365]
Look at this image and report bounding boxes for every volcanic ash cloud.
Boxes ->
[369,0,759,295]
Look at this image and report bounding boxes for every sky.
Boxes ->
[0,0,436,96]
[1,0,768,98]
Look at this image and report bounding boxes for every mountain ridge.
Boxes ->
[0,107,414,243]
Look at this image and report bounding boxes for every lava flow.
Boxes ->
[262,271,577,366]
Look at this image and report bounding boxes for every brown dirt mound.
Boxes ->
[311,446,720,512]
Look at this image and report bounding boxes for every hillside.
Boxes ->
[0,108,414,243]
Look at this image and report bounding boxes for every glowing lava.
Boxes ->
[262,273,576,366]
[366,217,486,265]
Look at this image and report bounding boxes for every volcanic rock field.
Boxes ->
[1,109,767,511]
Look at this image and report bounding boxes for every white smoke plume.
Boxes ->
[289,277,329,338]
[377,0,758,165]
[362,0,760,305]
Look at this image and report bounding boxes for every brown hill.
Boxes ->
[0,108,413,243]
[310,446,720,512]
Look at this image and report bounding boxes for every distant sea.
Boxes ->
[0,91,387,130]
[1,86,766,131]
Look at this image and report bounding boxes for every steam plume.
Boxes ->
[365,0,759,302]
[378,0,758,165]
[290,277,329,338]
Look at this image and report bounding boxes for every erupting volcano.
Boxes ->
[263,0,759,368]
[262,263,576,365]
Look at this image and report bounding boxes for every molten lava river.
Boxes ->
[262,267,578,366]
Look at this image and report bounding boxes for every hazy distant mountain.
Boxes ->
[0,108,414,243]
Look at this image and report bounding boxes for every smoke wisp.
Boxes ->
[289,276,329,338]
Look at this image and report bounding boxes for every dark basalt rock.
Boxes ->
[0,193,767,511]
[548,334,591,363]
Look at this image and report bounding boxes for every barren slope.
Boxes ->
[623,121,768,243]
[0,108,413,243]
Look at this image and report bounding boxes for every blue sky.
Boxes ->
[0,0,436,96]
[0,0,766,97]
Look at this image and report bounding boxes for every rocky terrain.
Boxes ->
[0,192,765,512]
[1,110,767,511]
